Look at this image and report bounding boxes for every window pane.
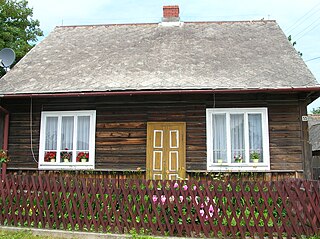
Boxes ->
[249,114,263,162]
[230,114,245,163]
[61,116,74,150]
[77,116,90,150]
[45,117,58,150]
[212,114,227,163]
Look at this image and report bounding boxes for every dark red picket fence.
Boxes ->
[0,174,319,238]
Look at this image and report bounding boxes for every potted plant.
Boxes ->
[61,150,72,163]
[250,151,260,163]
[0,149,9,177]
[234,154,242,163]
[76,152,89,163]
[217,159,223,164]
[44,151,56,162]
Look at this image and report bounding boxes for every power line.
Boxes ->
[285,1,320,33]
[305,56,320,62]
[289,8,320,35]
[296,25,320,41]
[295,16,320,40]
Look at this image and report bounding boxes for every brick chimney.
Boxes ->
[162,5,180,22]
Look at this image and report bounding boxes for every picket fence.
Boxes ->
[0,174,319,238]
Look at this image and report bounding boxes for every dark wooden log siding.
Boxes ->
[0,111,4,148]
[1,93,309,173]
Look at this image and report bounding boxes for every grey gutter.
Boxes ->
[1,87,320,98]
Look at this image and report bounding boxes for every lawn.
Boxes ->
[0,230,70,239]
[0,229,319,239]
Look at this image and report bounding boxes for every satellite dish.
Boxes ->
[0,48,16,72]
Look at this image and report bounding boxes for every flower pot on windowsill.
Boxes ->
[63,158,69,163]
[81,158,87,163]
[235,159,242,163]
[217,159,223,164]
[252,158,259,163]
[50,158,55,162]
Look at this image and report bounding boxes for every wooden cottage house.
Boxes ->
[308,115,320,179]
[0,6,319,180]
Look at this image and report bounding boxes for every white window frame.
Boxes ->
[206,108,270,171]
[39,110,96,170]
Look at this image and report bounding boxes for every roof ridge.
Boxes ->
[56,19,276,29]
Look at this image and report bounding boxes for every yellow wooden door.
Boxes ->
[146,122,186,180]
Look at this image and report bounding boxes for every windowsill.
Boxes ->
[39,164,94,170]
[207,163,270,171]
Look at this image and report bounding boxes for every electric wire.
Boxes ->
[285,1,320,33]
[30,97,38,163]
[305,56,320,62]
[292,15,320,39]
[296,21,320,41]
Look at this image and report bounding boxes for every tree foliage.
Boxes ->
[288,35,302,57]
[311,107,320,114]
[0,0,43,75]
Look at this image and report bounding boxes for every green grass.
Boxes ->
[0,230,69,239]
[0,229,318,239]
[303,235,320,239]
[0,229,159,239]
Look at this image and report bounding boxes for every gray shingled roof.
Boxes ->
[309,124,320,151]
[308,115,320,151]
[0,20,318,94]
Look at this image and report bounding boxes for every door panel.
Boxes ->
[153,151,163,171]
[147,122,186,180]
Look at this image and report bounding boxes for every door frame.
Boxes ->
[146,122,186,180]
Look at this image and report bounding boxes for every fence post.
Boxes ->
[1,162,6,181]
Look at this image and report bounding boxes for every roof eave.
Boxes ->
[1,87,320,99]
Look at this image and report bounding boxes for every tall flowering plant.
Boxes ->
[44,151,56,162]
[76,152,89,162]
[61,148,72,161]
[0,149,9,164]
[234,154,242,163]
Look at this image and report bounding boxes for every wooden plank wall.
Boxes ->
[0,112,3,148]
[2,92,308,175]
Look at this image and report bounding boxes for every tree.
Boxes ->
[0,0,43,76]
[288,35,302,57]
[311,107,320,114]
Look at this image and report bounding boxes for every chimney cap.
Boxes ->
[162,5,180,22]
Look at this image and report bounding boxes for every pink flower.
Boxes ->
[209,204,214,217]
[152,195,158,204]
[183,185,188,191]
[173,182,179,188]
[205,215,209,221]
[199,209,204,217]
[193,185,197,190]
[179,196,183,202]
[161,195,166,205]
[200,203,204,208]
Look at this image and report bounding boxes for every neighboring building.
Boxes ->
[0,6,319,179]
[308,115,320,179]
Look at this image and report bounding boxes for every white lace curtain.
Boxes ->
[45,117,58,150]
[249,114,263,157]
[212,114,226,162]
[77,116,90,151]
[61,116,74,150]
[45,116,90,151]
[212,113,263,163]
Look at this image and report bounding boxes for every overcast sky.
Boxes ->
[27,0,320,112]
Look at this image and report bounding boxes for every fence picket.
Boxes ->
[0,174,319,238]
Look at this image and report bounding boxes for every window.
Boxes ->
[39,110,96,170]
[206,108,270,171]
